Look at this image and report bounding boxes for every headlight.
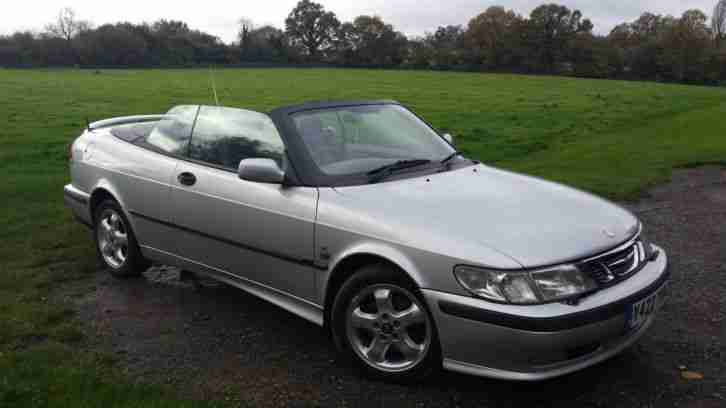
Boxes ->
[530,265,598,301]
[454,264,598,304]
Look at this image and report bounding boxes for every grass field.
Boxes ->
[1,68,726,406]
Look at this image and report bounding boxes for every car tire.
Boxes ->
[93,199,150,278]
[331,263,441,382]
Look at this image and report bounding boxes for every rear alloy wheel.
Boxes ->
[332,264,440,381]
[93,199,149,277]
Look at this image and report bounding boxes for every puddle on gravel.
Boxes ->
[143,265,222,289]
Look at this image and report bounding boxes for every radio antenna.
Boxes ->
[209,65,220,106]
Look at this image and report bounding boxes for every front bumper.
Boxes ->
[423,246,669,381]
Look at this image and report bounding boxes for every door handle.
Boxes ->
[177,172,196,186]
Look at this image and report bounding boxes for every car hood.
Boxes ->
[332,164,639,268]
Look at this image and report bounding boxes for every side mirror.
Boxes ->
[238,158,285,184]
[442,133,454,145]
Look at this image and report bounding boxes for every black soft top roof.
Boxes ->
[270,99,400,116]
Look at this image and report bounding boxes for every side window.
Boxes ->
[145,105,198,155]
[189,106,285,170]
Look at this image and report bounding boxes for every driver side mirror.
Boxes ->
[238,158,285,184]
[442,133,454,145]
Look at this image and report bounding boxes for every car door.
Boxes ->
[168,106,319,302]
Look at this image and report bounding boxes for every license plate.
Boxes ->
[626,288,660,329]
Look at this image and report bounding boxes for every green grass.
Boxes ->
[1,68,725,406]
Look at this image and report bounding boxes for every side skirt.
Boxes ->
[140,245,324,327]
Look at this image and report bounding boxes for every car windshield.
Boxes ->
[292,104,454,176]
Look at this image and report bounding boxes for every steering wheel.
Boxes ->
[315,126,347,165]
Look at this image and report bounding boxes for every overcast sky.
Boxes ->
[1,1,719,43]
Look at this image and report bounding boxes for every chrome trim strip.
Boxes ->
[140,245,324,326]
[579,223,642,265]
[629,244,641,274]
[608,250,634,267]
[637,241,646,261]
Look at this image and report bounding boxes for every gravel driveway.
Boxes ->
[71,166,726,407]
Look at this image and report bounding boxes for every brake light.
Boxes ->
[68,139,75,161]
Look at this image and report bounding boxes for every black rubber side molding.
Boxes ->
[128,210,327,271]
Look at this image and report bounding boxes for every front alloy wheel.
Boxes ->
[346,284,431,372]
[332,264,440,381]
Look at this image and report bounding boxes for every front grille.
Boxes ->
[580,238,648,286]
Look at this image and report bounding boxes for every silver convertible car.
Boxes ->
[64,100,669,382]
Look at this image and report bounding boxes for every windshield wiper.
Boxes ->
[366,159,432,183]
[440,151,464,166]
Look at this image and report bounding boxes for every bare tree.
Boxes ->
[238,17,255,49]
[45,8,91,43]
[714,0,726,47]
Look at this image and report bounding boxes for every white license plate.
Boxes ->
[626,289,660,329]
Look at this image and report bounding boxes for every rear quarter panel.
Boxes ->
[78,129,178,251]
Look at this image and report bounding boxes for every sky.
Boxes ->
[1,0,719,43]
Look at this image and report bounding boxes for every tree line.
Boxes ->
[2,1,726,84]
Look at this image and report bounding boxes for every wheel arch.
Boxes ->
[321,243,425,329]
[89,180,127,221]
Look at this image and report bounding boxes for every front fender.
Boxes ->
[319,238,427,306]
